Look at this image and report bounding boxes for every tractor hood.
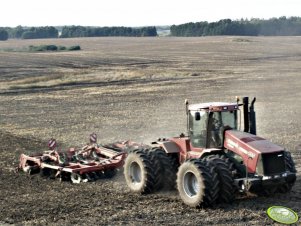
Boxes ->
[224,130,283,157]
[224,130,284,173]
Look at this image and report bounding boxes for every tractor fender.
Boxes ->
[200,148,223,158]
[152,141,181,153]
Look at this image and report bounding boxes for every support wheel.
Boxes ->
[71,173,85,184]
[177,159,219,208]
[124,148,155,194]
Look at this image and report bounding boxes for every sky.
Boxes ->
[1,0,300,27]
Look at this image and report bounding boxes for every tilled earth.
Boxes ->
[0,37,300,225]
[0,132,300,225]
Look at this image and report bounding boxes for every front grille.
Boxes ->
[262,151,285,176]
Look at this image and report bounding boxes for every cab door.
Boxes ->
[188,110,208,148]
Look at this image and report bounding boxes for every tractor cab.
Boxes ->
[187,102,239,149]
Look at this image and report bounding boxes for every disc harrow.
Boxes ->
[18,133,141,183]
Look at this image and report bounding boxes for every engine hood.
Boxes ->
[224,130,283,156]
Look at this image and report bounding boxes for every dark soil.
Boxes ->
[0,37,300,225]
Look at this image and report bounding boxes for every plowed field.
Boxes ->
[0,36,300,225]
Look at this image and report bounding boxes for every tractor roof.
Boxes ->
[188,102,239,111]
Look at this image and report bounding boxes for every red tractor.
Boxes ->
[123,97,297,207]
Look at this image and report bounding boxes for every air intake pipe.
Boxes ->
[249,97,256,135]
[243,97,249,133]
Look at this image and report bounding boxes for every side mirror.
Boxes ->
[195,112,201,121]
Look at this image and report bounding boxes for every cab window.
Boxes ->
[189,111,208,147]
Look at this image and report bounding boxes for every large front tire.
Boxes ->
[277,151,296,193]
[124,149,155,194]
[177,159,219,208]
[205,155,236,203]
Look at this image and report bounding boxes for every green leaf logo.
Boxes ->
[267,206,299,224]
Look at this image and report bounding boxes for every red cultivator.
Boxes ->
[18,133,139,183]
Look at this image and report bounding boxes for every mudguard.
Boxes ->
[158,140,181,153]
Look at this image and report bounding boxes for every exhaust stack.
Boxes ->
[243,97,256,135]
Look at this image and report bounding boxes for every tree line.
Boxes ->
[2,17,301,41]
[1,26,58,40]
[0,26,157,40]
[60,26,157,38]
[170,17,301,36]
[0,28,8,40]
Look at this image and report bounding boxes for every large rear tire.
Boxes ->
[205,155,236,203]
[150,147,179,191]
[177,159,219,208]
[124,148,155,194]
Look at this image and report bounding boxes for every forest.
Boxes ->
[60,26,157,38]
[0,26,157,40]
[170,17,301,36]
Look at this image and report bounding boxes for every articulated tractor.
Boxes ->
[124,97,297,207]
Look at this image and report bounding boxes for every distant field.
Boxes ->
[0,36,300,148]
[0,36,300,225]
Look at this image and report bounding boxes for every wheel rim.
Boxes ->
[183,171,199,197]
[129,161,142,184]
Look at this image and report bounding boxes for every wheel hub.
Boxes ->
[183,171,200,197]
[129,161,142,184]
